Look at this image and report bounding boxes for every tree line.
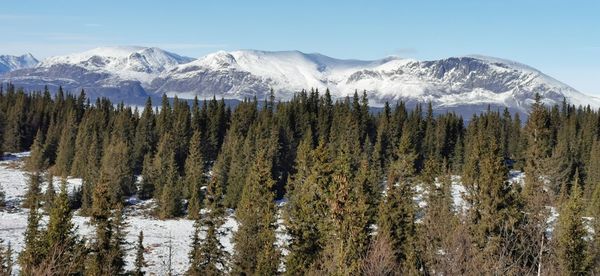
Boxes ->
[0,83,599,275]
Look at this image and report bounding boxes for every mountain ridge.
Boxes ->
[1,46,599,116]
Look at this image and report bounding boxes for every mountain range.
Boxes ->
[1,46,599,116]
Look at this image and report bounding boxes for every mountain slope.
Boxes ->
[0,54,38,73]
[2,47,598,115]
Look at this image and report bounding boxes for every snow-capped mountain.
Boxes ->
[0,53,38,73]
[0,46,193,102]
[38,46,194,84]
[1,46,599,115]
[151,49,600,114]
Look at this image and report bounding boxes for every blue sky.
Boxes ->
[1,0,599,95]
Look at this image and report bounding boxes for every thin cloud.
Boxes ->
[84,23,102,27]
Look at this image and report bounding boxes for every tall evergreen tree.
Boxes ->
[18,195,45,275]
[26,129,47,172]
[521,93,552,272]
[157,152,183,219]
[555,181,590,275]
[133,97,157,173]
[54,111,78,177]
[22,172,42,209]
[185,130,205,219]
[232,149,280,275]
[188,176,228,275]
[314,131,370,275]
[377,129,419,273]
[133,231,147,276]
[284,139,331,275]
[44,179,85,274]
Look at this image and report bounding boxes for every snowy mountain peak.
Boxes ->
[38,46,194,83]
[0,53,39,73]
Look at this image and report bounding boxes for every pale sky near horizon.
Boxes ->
[1,0,599,96]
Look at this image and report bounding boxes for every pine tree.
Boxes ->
[134,231,147,276]
[232,149,280,275]
[556,181,590,275]
[188,176,228,275]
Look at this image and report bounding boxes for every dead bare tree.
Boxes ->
[361,232,398,276]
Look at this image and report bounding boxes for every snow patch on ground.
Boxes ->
[0,154,239,275]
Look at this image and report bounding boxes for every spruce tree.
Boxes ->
[556,181,590,275]
[54,111,77,177]
[284,139,331,275]
[188,176,228,275]
[43,173,55,213]
[232,149,280,275]
[22,172,42,209]
[98,135,135,206]
[44,179,85,274]
[139,153,156,200]
[88,143,128,275]
[465,116,524,272]
[134,231,147,276]
[185,129,205,219]
[377,129,419,273]
[18,197,45,275]
[521,94,552,272]
[315,134,370,275]
[586,139,600,202]
[26,129,47,172]
[158,152,183,219]
[133,97,157,173]
[419,172,460,274]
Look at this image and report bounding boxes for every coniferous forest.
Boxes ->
[1,83,600,275]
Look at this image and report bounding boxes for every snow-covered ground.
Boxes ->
[0,154,237,275]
